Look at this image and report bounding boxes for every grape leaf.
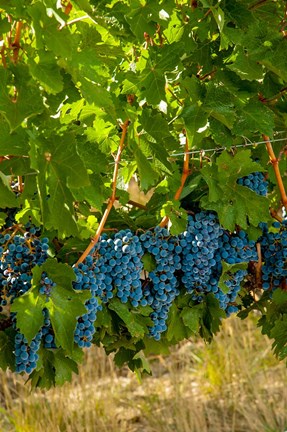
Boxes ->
[182,105,208,147]
[166,303,190,343]
[0,119,29,155]
[227,49,264,81]
[201,150,271,230]
[0,328,16,371]
[181,306,201,333]
[28,54,64,95]
[11,286,46,344]
[199,294,225,342]
[53,350,79,386]
[108,298,148,338]
[142,253,156,272]
[233,100,275,136]
[0,67,44,131]
[0,173,18,208]
[46,285,90,354]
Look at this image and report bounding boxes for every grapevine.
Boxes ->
[0,0,287,388]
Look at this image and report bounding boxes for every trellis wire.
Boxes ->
[113,134,287,164]
[170,136,287,158]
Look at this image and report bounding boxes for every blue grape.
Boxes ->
[0,226,49,309]
[73,257,103,348]
[258,220,287,291]
[42,309,57,349]
[15,330,42,374]
[140,226,181,340]
[39,272,56,299]
[237,171,268,196]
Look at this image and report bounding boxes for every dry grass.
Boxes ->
[0,315,287,432]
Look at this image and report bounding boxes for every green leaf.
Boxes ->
[29,134,89,237]
[11,287,46,344]
[108,298,147,338]
[0,118,29,155]
[182,105,208,147]
[209,118,234,146]
[142,253,156,272]
[271,317,287,359]
[211,6,225,33]
[260,40,287,81]
[166,303,189,342]
[41,258,76,287]
[218,262,247,294]
[272,289,287,306]
[28,53,64,95]
[126,7,156,40]
[140,110,173,170]
[143,336,170,356]
[0,173,17,208]
[200,294,225,342]
[0,67,43,131]
[227,49,264,81]
[30,346,80,389]
[204,85,235,115]
[181,306,201,333]
[0,212,7,227]
[28,2,73,59]
[233,101,275,136]
[46,285,90,354]
[53,350,79,386]
[132,145,159,191]
[0,328,16,371]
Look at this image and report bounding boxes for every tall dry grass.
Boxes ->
[0,315,286,432]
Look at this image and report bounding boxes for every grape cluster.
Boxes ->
[90,238,115,303]
[0,222,50,374]
[237,171,268,196]
[219,230,258,264]
[112,230,144,306]
[72,213,260,341]
[139,227,181,340]
[180,212,224,295]
[177,213,256,316]
[219,269,247,316]
[0,227,48,309]
[73,256,103,348]
[259,221,287,291]
[15,331,42,374]
[4,172,287,375]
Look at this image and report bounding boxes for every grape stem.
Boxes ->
[17,176,23,193]
[166,86,183,106]
[160,133,191,228]
[263,134,287,210]
[59,15,94,30]
[75,120,129,265]
[11,21,23,64]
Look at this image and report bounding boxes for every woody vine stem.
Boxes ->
[263,134,287,209]
[160,133,191,228]
[76,119,130,265]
